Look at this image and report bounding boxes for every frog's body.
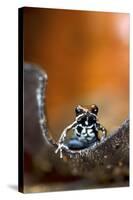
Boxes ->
[56,104,107,154]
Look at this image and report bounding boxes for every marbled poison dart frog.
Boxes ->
[55,104,107,155]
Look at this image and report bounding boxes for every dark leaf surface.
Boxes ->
[24,63,129,192]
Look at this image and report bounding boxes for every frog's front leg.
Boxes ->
[55,121,77,155]
[96,122,107,141]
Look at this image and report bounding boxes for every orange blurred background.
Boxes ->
[24,7,129,140]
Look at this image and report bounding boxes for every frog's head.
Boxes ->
[75,104,98,117]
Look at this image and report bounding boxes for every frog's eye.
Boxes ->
[90,104,98,115]
[75,106,84,116]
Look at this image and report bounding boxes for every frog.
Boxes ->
[55,104,107,157]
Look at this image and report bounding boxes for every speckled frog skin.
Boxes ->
[67,105,107,150]
[56,104,107,153]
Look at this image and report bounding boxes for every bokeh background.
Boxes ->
[24,7,129,141]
